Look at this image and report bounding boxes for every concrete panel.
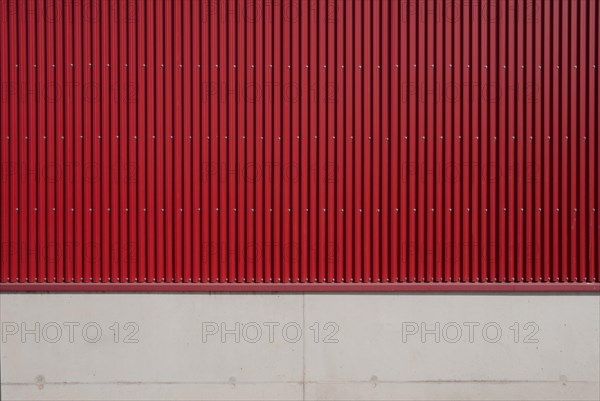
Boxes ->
[1,293,598,400]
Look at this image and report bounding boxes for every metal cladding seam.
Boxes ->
[0,0,598,290]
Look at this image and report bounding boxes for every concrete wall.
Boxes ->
[1,293,599,401]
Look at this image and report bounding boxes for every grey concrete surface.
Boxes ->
[1,293,599,401]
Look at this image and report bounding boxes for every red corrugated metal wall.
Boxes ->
[0,0,599,291]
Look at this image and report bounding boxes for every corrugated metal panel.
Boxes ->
[0,0,598,291]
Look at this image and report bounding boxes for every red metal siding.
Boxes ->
[0,0,598,291]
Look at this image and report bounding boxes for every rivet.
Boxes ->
[467,208,471,212]
[413,208,417,212]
